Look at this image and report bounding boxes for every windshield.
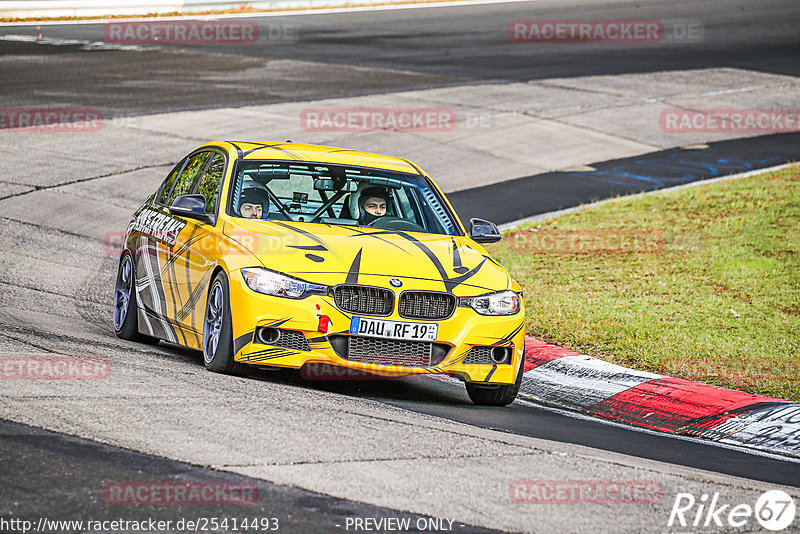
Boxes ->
[227,161,461,236]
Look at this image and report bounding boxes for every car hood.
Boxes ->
[223,218,515,295]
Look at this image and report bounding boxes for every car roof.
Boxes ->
[206,141,421,175]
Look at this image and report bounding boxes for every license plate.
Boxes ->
[349,316,438,341]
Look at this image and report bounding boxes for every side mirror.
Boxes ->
[469,218,501,243]
[169,194,214,225]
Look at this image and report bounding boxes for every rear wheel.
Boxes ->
[114,252,158,344]
[465,352,524,406]
[203,271,249,376]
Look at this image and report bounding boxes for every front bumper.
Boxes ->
[228,273,525,385]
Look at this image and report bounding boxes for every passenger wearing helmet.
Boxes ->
[357,186,391,225]
[238,187,269,219]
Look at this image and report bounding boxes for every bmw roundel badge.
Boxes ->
[390,278,403,288]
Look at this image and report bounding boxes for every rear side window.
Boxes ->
[167,151,212,206]
[157,160,186,205]
[193,153,225,214]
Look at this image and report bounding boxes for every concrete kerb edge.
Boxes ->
[518,335,800,459]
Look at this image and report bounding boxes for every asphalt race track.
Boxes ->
[1,0,798,116]
[260,369,800,486]
[450,132,800,224]
[0,419,498,533]
[1,1,799,532]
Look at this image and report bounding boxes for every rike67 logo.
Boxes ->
[668,490,796,531]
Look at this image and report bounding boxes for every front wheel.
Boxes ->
[203,270,249,376]
[465,352,524,406]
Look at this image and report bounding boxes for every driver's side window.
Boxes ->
[193,153,225,214]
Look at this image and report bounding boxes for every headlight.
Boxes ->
[459,290,521,316]
[241,268,327,299]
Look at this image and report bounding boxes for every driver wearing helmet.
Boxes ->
[357,186,391,225]
[238,187,270,220]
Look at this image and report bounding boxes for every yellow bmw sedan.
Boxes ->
[114,142,525,405]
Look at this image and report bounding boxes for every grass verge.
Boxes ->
[487,165,799,401]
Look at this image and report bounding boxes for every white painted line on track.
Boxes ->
[499,162,796,231]
[0,0,539,26]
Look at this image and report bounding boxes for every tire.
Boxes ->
[114,252,159,344]
[203,270,249,376]
[465,352,524,406]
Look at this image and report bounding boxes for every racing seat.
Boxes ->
[339,194,354,219]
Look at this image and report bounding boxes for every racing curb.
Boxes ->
[520,337,800,459]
